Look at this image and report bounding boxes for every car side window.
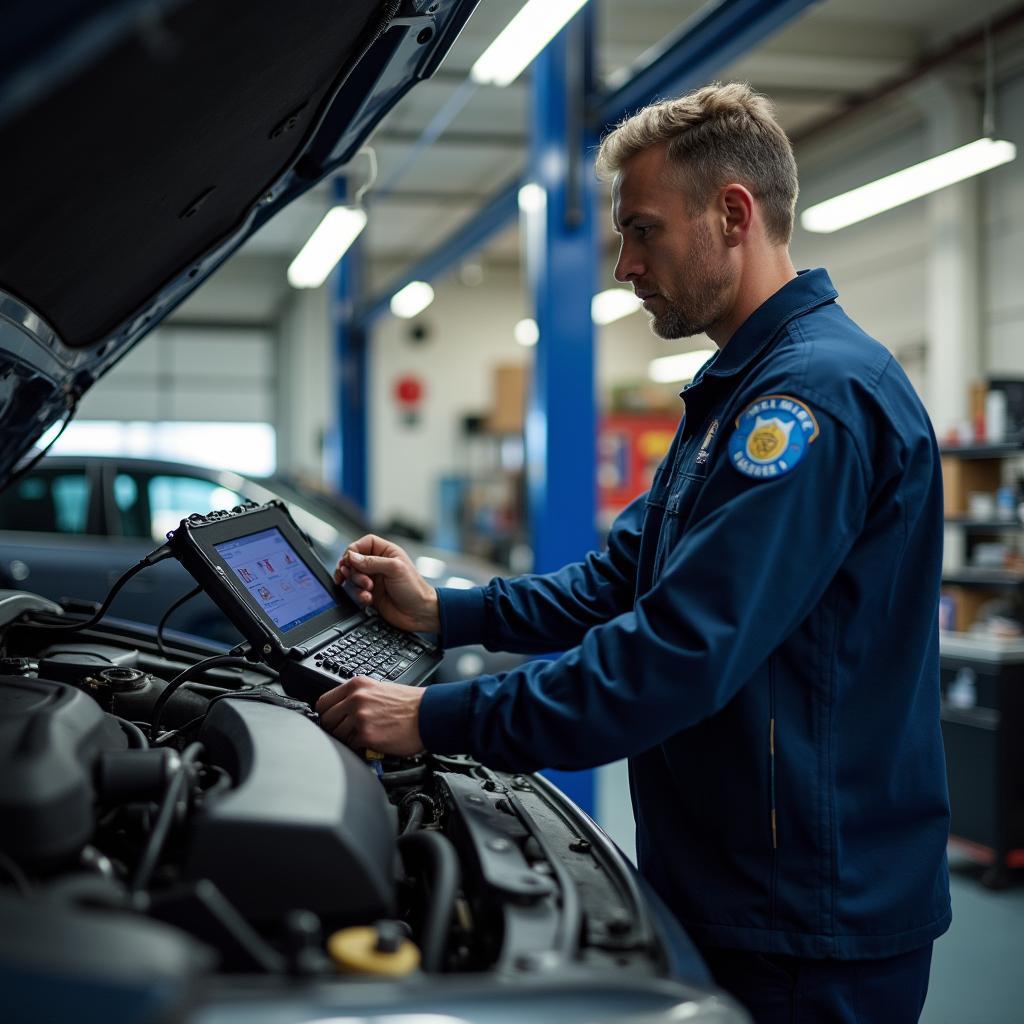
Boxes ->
[114,473,244,540]
[0,470,92,534]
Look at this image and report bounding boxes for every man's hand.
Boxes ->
[316,677,425,756]
[335,534,440,634]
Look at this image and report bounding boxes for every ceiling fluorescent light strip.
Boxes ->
[471,0,590,87]
[390,281,435,319]
[801,137,1016,234]
[287,206,367,288]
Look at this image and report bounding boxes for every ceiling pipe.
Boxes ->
[791,1,1024,146]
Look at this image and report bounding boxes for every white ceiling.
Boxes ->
[173,0,1024,325]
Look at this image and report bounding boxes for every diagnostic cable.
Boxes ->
[22,541,174,634]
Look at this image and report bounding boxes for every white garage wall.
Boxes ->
[791,113,930,397]
[367,266,685,534]
[368,267,529,533]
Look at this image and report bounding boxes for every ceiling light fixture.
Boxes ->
[517,183,546,214]
[514,318,539,347]
[592,288,643,325]
[800,137,1016,233]
[648,349,717,384]
[390,280,435,319]
[471,0,590,87]
[288,149,377,289]
[803,19,1015,234]
[287,206,367,288]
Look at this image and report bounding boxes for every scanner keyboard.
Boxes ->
[313,618,429,681]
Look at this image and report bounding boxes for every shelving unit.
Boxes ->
[941,568,1024,588]
[943,517,1024,532]
[938,442,1024,460]
[939,448,1024,887]
[940,443,1024,617]
[938,633,1024,888]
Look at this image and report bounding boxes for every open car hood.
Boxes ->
[0,0,479,486]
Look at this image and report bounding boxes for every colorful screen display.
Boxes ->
[215,527,335,632]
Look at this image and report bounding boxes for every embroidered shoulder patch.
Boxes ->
[728,394,819,480]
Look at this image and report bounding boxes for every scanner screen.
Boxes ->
[215,527,335,632]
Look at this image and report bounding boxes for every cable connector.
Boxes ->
[143,542,174,566]
[228,642,266,664]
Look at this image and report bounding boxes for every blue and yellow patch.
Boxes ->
[728,394,819,480]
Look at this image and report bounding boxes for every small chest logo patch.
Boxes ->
[728,395,819,480]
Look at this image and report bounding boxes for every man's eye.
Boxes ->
[634,224,652,238]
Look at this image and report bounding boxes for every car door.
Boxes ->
[102,464,247,643]
[0,460,116,606]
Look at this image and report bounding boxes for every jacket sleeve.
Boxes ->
[419,406,870,772]
[437,492,646,654]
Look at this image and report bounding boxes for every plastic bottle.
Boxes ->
[948,667,977,709]
[986,388,1008,444]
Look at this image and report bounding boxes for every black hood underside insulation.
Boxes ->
[0,0,387,350]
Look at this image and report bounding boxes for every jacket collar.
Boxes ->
[682,268,838,396]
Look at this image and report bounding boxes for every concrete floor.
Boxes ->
[920,852,1024,1024]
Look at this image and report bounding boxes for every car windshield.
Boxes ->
[259,475,371,537]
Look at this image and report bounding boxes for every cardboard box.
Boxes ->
[942,586,990,633]
[488,364,527,434]
[941,457,1003,517]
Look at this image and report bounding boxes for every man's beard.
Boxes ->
[649,220,733,340]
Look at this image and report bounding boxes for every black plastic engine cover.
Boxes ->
[186,699,396,924]
[0,677,125,865]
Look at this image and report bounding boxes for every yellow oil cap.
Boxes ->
[327,923,421,976]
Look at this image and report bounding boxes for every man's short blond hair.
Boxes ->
[596,82,799,245]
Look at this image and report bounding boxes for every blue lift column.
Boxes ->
[328,177,369,510]
[525,10,598,815]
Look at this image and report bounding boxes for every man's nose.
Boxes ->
[613,241,641,283]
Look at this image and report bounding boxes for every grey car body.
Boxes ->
[0,3,746,1023]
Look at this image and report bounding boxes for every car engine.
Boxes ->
[0,594,733,1023]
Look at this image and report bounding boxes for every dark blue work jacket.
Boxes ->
[421,269,952,959]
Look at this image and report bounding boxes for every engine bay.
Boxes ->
[0,595,713,1022]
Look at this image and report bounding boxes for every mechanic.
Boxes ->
[317,83,951,1023]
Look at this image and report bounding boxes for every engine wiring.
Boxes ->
[155,584,203,658]
[19,540,175,635]
[148,653,254,741]
[152,683,315,746]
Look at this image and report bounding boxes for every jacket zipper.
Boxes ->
[769,654,778,933]
[770,716,777,850]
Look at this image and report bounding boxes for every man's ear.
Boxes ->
[719,183,754,248]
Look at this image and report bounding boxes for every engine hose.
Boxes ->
[401,800,425,836]
[381,764,430,789]
[112,714,148,750]
[130,742,204,893]
[397,830,460,973]
[398,791,436,836]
